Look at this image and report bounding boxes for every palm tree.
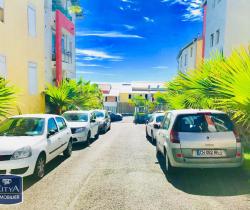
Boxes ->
[0,78,17,117]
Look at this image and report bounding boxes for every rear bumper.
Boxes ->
[170,156,244,168]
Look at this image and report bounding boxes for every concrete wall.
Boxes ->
[178,39,203,72]
[223,0,250,56]
[0,0,46,114]
[205,0,250,58]
[204,0,227,58]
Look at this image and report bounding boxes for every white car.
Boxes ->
[63,111,99,144]
[155,109,244,174]
[93,110,111,134]
[146,113,165,143]
[0,114,72,178]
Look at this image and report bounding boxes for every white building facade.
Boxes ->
[203,0,250,58]
[177,37,203,73]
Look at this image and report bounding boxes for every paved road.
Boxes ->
[2,117,250,210]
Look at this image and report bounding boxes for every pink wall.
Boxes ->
[55,10,75,86]
[202,4,207,59]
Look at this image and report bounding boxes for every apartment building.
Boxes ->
[45,0,78,86]
[98,82,166,114]
[202,0,250,58]
[0,0,46,114]
[177,37,203,73]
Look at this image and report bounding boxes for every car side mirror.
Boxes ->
[154,124,160,129]
[47,130,56,138]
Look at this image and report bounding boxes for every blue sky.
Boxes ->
[75,0,203,82]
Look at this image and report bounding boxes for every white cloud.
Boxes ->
[121,0,135,3]
[161,0,203,22]
[76,31,143,39]
[76,62,102,67]
[144,16,155,23]
[76,49,123,61]
[123,24,136,30]
[76,71,95,75]
[76,71,115,76]
[153,66,168,69]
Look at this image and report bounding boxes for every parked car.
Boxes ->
[108,111,123,122]
[93,110,111,133]
[63,111,99,144]
[146,112,165,143]
[155,109,244,174]
[0,114,72,179]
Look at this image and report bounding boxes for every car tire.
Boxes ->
[94,131,99,140]
[63,140,72,158]
[156,141,161,159]
[33,154,46,179]
[146,128,150,139]
[87,131,91,145]
[164,150,175,175]
[151,130,155,143]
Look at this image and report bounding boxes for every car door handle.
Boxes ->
[58,137,61,140]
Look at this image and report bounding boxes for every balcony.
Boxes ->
[52,49,72,64]
[52,0,72,21]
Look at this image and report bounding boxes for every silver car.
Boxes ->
[146,112,165,143]
[155,109,243,174]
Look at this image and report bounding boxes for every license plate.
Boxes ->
[193,149,225,157]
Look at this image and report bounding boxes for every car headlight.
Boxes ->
[11,146,32,160]
[74,127,86,133]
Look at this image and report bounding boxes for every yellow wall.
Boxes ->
[119,93,129,103]
[0,0,45,115]
[195,39,203,68]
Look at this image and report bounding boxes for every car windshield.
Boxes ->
[156,115,164,123]
[0,118,45,136]
[63,113,88,122]
[95,112,104,118]
[174,113,234,133]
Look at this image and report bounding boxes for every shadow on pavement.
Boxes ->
[157,155,250,196]
[23,155,67,191]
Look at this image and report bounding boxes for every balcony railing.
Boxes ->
[52,0,72,21]
[52,50,72,64]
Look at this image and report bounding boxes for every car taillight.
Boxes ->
[233,128,241,143]
[170,129,180,144]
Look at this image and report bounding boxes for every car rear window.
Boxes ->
[173,113,234,133]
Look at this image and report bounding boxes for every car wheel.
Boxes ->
[63,140,72,158]
[164,150,175,175]
[146,128,149,139]
[87,131,91,145]
[151,130,155,143]
[156,141,161,159]
[34,155,46,179]
[94,131,99,140]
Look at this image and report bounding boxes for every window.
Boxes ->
[28,62,38,95]
[48,118,58,133]
[173,113,234,133]
[184,54,187,66]
[190,47,193,57]
[128,94,132,99]
[162,113,171,130]
[0,55,7,78]
[55,117,67,130]
[28,5,36,37]
[105,96,107,102]
[216,29,220,44]
[145,94,148,100]
[0,0,4,23]
[210,33,214,47]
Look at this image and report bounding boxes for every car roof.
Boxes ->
[169,109,225,116]
[10,114,61,119]
[63,110,91,114]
